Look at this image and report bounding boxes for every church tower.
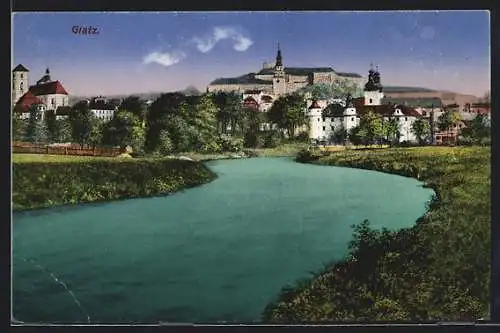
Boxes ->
[273,43,287,96]
[363,64,384,106]
[12,64,29,106]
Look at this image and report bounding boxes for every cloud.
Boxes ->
[143,51,186,67]
[192,26,253,53]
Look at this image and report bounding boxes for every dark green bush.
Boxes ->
[13,158,216,211]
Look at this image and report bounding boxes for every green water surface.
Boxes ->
[12,157,433,324]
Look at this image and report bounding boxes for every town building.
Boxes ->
[306,67,422,144]
[89,97,117,121]
[207,45,364,99]
[12,64,70,120]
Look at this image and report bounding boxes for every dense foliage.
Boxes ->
[13,158,216,211]
[265,146,490,322]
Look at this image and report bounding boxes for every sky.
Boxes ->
[12,11,490,97]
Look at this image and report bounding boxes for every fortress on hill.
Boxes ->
[206,45,365,96]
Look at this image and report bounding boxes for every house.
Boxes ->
[89,97,117,121]
[306,67,422,144]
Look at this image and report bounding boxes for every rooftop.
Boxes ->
[12,64,29,72]
[29,81,69,96]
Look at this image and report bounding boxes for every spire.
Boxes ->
[275,42,282,67]
[45,67,50,75]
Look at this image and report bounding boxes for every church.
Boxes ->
[12,64,70,119]
[306,66,421,144]
[207,45,364,108]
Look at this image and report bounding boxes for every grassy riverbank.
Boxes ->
[12,154,217,211]
[263,146,490,322]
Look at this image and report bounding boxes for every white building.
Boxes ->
[89,97,117,122]
[12,65,70,119]
[306,67,422,144]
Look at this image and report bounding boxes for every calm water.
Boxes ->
[12,157,433,324]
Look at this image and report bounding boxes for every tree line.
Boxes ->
[12,87,490,154]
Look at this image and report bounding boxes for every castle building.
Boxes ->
[12,64,70,120]
[207,45,364,100]
[307,66,422,144]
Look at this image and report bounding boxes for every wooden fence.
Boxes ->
[11,141,124,157]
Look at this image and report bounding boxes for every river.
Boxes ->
[12,157,433,324]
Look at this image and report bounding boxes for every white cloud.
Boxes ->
[192,26,253,53]
[143,51,186,67]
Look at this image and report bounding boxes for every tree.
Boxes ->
[69,100,94,147]
[102,110,144,151]
[385,118,401,146]
[156,129,174,155]
[268,93,306,138]
[89,118,105,148]
[411,118,431,145]
[299,79,363,100]
[349,125,366,146]
[437,110,460,144]
[119,96,146,122]
[12,113,26,142]
[460,114,490,145]
[54,119,72,143]
[358,110,384,146]
[211,91,242,135]
[145,92,187,152]
[333,126,348,145]
[25,106,48,143]
[44,109,58,143]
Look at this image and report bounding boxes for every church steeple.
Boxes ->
[274,42,284,79]
[37,67,52,85]
[275,42,283,68]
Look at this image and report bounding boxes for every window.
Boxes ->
[405,117,408,121]
[318,118,320,122]
[331,125,334,130]
[20,74,23,78]
[369,98,373,104]
[322,117,325,122]
[322,126,325,131]
[423,111,427,116]
[276,80,280,83]
[51,98,55,105]
[351,117,354,121]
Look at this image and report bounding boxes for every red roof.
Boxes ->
[14,91,45,113]
[29,81,69,96]
[357,104,420,117]
[243,96,259,108]
[309,100,321,109]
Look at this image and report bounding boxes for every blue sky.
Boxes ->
[12,11,490,96]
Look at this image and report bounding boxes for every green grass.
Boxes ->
[12,155,216,211]
[250,143,310,157]
[12,153,116,163]
[263,146,491,322]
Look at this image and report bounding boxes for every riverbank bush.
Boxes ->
[13,156,216,211]
[263,146,490,322]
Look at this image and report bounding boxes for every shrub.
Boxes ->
[217,134,243,152]
[264,131,282,148]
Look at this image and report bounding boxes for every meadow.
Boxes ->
[12,153,216,211]
[264,146,491,322]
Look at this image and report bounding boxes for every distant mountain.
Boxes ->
[384,86,438,93]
